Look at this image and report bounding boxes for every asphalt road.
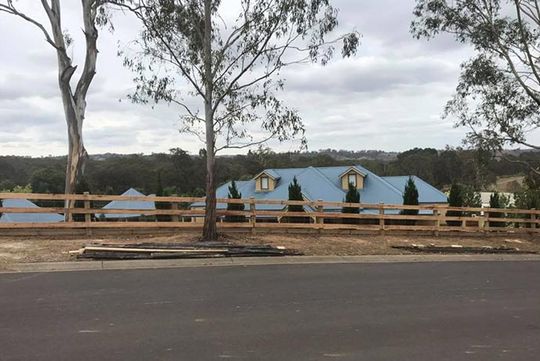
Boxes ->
[1,261,539,361]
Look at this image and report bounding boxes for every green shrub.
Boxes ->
[400,176,419,225]
[447,183,463,226]
[342,182,360,224]
[286,177,309,223]
[225,180,246,222]
[488,192,506,227]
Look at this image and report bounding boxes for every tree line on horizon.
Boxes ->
[1,147,539,197]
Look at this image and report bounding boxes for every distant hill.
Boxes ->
[493,175,526,193]
[311,149,399,162]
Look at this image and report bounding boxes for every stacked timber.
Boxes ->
[71,243,302,260]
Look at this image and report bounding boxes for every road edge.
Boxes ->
[2,254,540,274]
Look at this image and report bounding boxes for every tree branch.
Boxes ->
[215,133,276,153]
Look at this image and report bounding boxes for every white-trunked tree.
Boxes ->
[0,0,122,219]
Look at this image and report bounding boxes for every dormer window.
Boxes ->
[348,173,357,187]
[254,170,280,192]
[340,167,366,190]
[261,176,269,190]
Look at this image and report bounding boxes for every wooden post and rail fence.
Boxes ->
[0,192,539,235]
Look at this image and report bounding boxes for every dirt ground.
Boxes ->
[1,231,539,270]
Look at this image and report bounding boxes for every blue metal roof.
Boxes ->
[315,165,404,206]
[254,169,281,180]
[381,176,448,203]
[0,198,64,223]
[195,165,447,213]
[99,188,155,219]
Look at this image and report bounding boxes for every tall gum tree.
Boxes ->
[412,0,540,175]
[116,0,360,241]
[0,0,120,218]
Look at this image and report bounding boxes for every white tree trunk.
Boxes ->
[48,0,97,220]
[201,0,218,241]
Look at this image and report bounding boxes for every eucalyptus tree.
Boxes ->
[118,0,359,240]
[412,0,540,175]
[0,0,121,218]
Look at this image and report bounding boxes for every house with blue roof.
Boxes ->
[97,188,156,220]
[0,198,64,223]
[192,165,447,217]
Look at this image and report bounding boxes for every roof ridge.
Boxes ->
[255,169,281,180]
[409,175,446,196]
[338,165,368,178]
[308,166,346,195]
[379,176,409,193]
[381,175,444,194]
[236,180,253,196]
[260,165,363,171]
[295,166,312,178]
[355,164,403,196]
[313,165,359,169]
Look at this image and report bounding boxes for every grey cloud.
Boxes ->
[283,57,457,96]
[0,72,58,100]
[0,103,63,130]
[336,0,464,54]
[86,128,138,148]
[27,50,57,69]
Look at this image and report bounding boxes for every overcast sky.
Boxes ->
[0,0,481,157]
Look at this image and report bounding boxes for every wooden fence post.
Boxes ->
[433,208,440,237]
[531,209,537,229]
[379,202,385,235]
[83,192,92,236]
[249,197,256,233]
[83,192,91,224]
[316,199,324,231]
[478,210,486,233]
[171,202,180,223]
[65,194,72,223]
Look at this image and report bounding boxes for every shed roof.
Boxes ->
[99,188,155,219]
[0,198,64,223]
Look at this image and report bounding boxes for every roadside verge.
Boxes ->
[3,254,540,274]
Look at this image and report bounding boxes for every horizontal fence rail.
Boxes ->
[0,192,538,234]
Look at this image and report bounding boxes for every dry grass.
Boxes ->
[1,231,539,270]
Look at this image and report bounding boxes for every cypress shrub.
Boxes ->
[342,182,360,224]
[400,176,419,225]
[488,192,505,227]
[447,183,463,226]
[225,180,246,222]
[286,177,309,223]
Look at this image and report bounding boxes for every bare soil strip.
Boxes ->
[1,232,539,270]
